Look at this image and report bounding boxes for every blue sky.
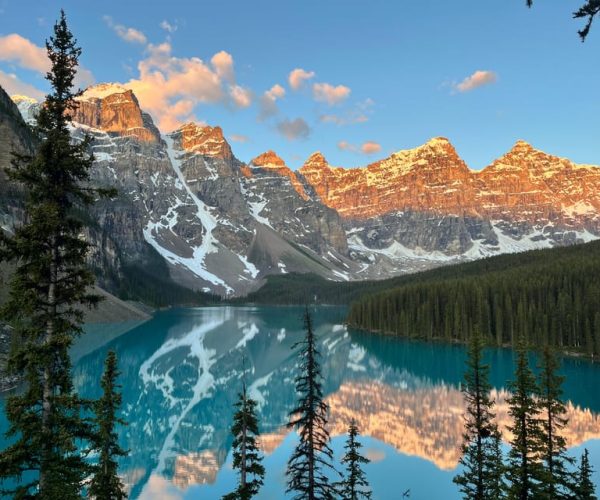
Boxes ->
[0,0,599,169]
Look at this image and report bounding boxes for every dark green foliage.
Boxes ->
[505,339,544,499]
[573,1,600,40]
[0,11,105,498]
[346,240,600,354]
[286,309,338,499]
[114,244,220,307]
[89,351,127,499]
[453,331,505,499]
[223,382,265,500]
[536,346,574,498]
[527,0,599,40]
[335,421,372,500]
[243,241,600,308]
[576,449,598,499]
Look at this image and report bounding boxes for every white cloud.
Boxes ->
[258,83,285,121]
[288,68,315,90]
[138,475,182,500]
[277,117,310,140]
[160,20,177,33]
[229,84,252,108]
[103,16,147,45]
[455,70,498,92]
[320,113,368,125]
[0,70,45,100]
[320,98,373,125]
[313,82,351,105]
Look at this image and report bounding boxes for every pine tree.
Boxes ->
[89,351,127,500]
[484,430,506,499]
[0,10,109,498]
[335,421,372,500]
[286,309,337,499]
[576,448,597,500]
[505,338,544,499]
[526,0,599,41]
[536,345,574,498]
[453,330,505,499]
[223,380,265,500]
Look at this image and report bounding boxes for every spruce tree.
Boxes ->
[536,345,574,498]
[223,380,265,500]
[505,338,544,499]
[0,10,109,498]
[335,421,372,500]
[576,448,597,500]
[453,331,505,499]
[286,309,337,499]
[89,351,128,500]
[526,0,599,41]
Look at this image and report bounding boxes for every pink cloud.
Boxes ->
[0,33,48,72]
[455,70,498,92]
[361,141,381,154]
[259,83,285,120]
[230,134,249,143]
[313,82,351,105]
[125,43,227,130]
[229,84,252,108]
[337,140,357,153]
[211,51,234,82]
[288,68,315,90]
[0,33,94,90]
[338,139,382,155]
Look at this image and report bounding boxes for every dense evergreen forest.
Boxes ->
[108,247,220,307]
[346,240,600,354]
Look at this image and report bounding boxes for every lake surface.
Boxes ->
[2,305,600,499]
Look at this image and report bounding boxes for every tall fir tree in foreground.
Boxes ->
[0,10,108,498]
[223,378,265,500]
[453,331,505,499]
[286,309,337,499]
[505,338,544,500]
[536,345,574,498]
[89,351,128,500]
[576,448,597,499]
[335,421,372,500]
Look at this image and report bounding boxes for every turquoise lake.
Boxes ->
[2,305,600,499]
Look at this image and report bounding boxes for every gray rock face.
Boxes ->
[1,83,599,298]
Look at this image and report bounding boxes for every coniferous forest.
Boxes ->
[347,240,600,354]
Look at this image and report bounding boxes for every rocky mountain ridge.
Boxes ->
[2,83,599,297]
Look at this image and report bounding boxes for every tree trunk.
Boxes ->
[241,393,247,490]
[40,235,58,492]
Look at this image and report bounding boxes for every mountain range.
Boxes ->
[1,82,599,297]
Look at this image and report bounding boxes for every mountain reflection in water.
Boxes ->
[63,306,600,498]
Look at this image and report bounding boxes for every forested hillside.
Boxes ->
[346,240,600,354]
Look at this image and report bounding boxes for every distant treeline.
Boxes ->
[102,246,220,308]
[346,240,600,354]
